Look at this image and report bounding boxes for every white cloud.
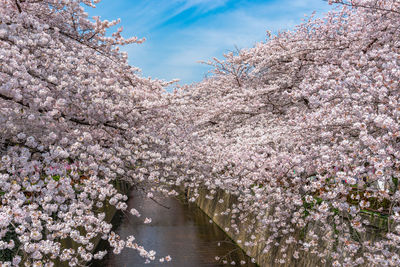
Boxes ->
[178,0,229,12]
[113,0,333,85]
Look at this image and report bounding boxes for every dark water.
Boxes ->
[92,189,257,267]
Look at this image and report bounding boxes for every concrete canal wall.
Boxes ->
[191,188,388,267]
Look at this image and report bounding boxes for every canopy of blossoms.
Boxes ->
[1,0,399,266]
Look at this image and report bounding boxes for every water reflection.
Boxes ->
[92,189,257,267]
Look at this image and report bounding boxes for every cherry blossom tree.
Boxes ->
[166,0,400,265]
[0,0,175,265]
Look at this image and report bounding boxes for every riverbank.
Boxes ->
[191,187,391,267]
[191,188,322,266]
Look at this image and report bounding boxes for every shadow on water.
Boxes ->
[91,189,257,267]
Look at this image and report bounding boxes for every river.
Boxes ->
[91,189,257,267]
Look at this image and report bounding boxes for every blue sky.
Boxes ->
[87,0,332,85]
